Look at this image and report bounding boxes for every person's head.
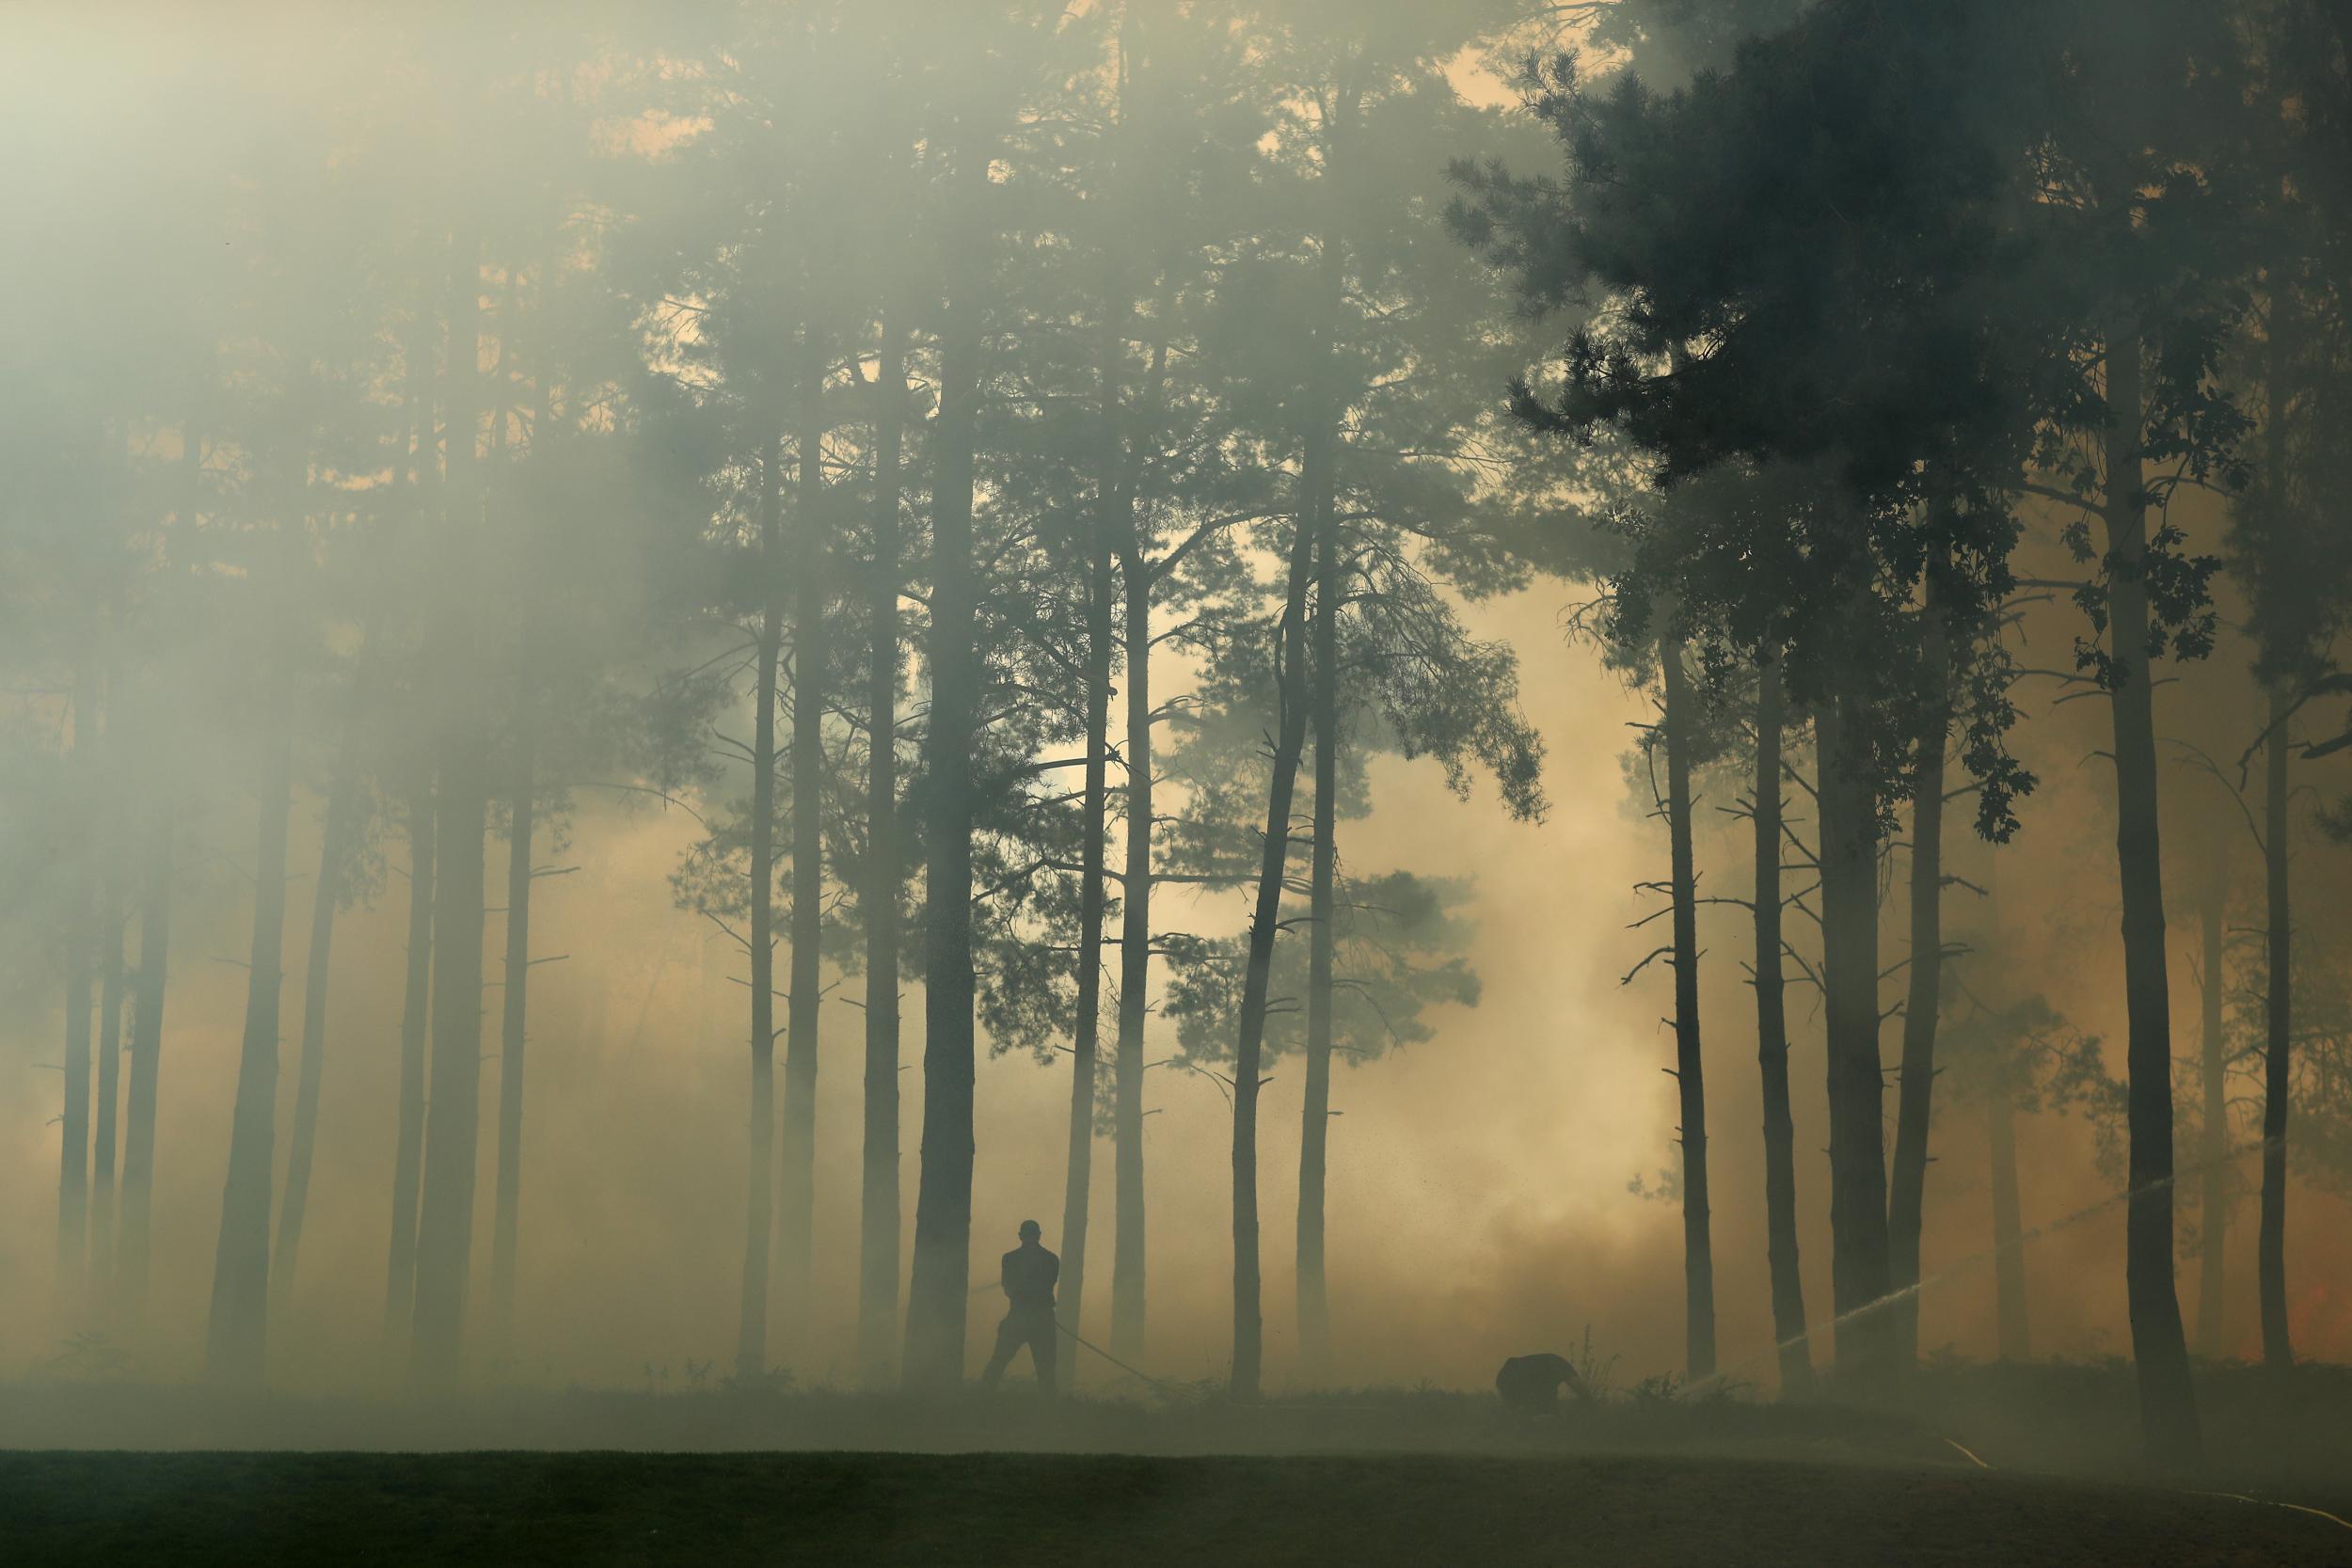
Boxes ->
[1018,1220,1041,1244]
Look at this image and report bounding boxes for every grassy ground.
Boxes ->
[8,1448,2347,1567]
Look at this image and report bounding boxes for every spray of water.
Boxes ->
[1681,1134,2284,1399]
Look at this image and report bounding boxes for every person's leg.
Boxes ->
[978,1314,1020,1390]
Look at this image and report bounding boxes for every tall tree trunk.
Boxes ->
[204,670,294,1384]
[1987,1054,2030,1360]
[1232,523,1317,1402]
[1888,602,1951,1371]
[1057,533,1113,1390]
[1112,556,1152,1362]
[858,321,907,1388]
[738,427,785,1382]
[1816,687,1893,1391]
[2101,316,2201,1465]
[57,651,96,1295]
[1753,657,1811,1394]
[1295,540,1339,1388]
[488,700,534,1355]
[2259,680,2292,1370]
[273,634,372,1313]
[411,231,489,1386]
[2196,829,2227,1358]
[904,151,988,1388]
[385,770,435,1343]
[779,333,828,1358]
[90,847,126,1304]
[1661,634,1715,1381]
[1058,279,1124,1386]
[118,808,170,1325]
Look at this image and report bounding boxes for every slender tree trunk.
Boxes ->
[1660,634,1715,1381]
[57,652,96,1295]
[204,673,294,1385]
[1058,281,1124,1386]
[90,848,126,1304]
[1295,546,1339,1388]
[779,333,829,1359]
[1232,522,1317,1402]
[739,428,785,1382]
[2196,830,2227,1358]
[385,771,435,1343]
[904,151,988,1388]
[1112,557,1152,1362]
[2101,316,2201,1465]
[1987,1058,2030,1360]
[119,808,170,1325]
[1888,602,1950,1371]
[488,701,534,1356]
[411,231,489,1386]
[272,637,371,1313]
[1753,657,1811,1394]
[858,321,907,1388]
[1057,536,1113,1390]
[2259,681,2292,1370]
[1816,687,1893,1391]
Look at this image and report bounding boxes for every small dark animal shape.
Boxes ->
[1495,1353,1588,1414]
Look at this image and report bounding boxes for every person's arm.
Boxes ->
[1001,1251,1015,1301]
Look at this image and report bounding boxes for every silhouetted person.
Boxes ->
[978,1219,1059,1395]
[1496,1353,1587,1414]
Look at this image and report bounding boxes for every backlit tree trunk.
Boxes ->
[2196,831,2227,1358]
[410,231,489,1386]
[858,321,908,1388]
[488,701,534,1354]
[1888,602,1950,1371]
[2101,316,2201,1465]
[1231,520,1316,1402]
[738,426,785,1381]
[779,332,829,1357]
[904,149,988,1388]
[1661,634,1714,1382]
[1111,556,1152,1363]
[385,771,435,1343]
[118,808,171,1326]
[2259,681,2291,1370]
[1816,687,1893,1391]
[1753,657,1811,1394]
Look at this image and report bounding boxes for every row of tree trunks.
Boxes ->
[1887,594,1950,1372]
[2101,316,2201,1466]
[857,320,908,1389]
[1660,634,1715,1382]
[903,140,989,1388]
[779,331,831,1357]
[1751,657,1813,1393]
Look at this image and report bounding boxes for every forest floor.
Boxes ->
[6,1363,2349,1564]
[6,1446,2349,1565]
